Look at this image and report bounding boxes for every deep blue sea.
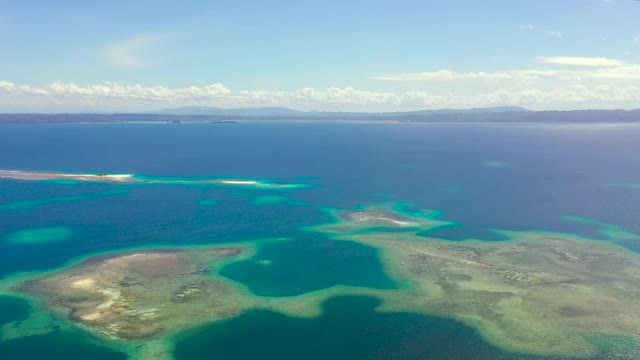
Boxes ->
[1,121,639,359]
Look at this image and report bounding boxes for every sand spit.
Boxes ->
[347,210,419,227]
[218,180,259,185]
[0,169,310,189]
[0,170,135,183]
[306,203,453,235]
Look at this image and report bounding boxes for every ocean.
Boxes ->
[1,121,639,359]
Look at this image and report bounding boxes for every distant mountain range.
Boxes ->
[2,107,640,124]
[147,106,529,117]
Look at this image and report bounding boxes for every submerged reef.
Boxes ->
[174,295,584,360]
[309,203,452,234]
[0,241,385,359]
[308,204,640,357]
[0,169,311,190]
[13,246,251,341]
[0,189,130,211]
[4,226,72,245]
[249,195,307,206]
[3,201,640,359]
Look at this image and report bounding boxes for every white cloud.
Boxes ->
[586,64,640,79]
[634,36,640,44]
[370,67,640,83]
[1,79,639,112]
[546,31,563,39]
[102,32,172,68]
[519,24,536,30]
[370,69,552,82]
[536,56,625,67]
[2,58,639,112]
[371,56,640,83]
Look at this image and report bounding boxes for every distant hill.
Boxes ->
[391,106,529,116]
[146,106,528,117]
[2,108,640,124]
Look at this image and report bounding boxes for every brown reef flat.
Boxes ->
[6,202,640,358]
[310,205,640,357]
[17,246,251,340]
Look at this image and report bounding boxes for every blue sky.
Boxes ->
[1,0,639,112]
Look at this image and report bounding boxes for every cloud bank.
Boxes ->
[372,57,640,83]
[1,80,639,113]
[1,57,639,112]
[536,56,626,67]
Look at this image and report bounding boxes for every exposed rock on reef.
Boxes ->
[17,247,250,340]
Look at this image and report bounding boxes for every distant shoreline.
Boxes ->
[1,109,640,124]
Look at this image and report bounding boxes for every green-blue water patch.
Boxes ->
[173,296,596,360]
[249,195,307,206]
[42,179,82,185]
[483,161,509,168]
[617,239,640,253]
[0,296,126,359]
[367,226,423,233]
[0,189,129,211]
[4,226,72,245]
[0,183,328,279]
[0,328,127,360]
[418,223,509,241]
[563,216,640,252]
[197,199,220,207]
[405,207,509,241]
[563,216,640,240]
[219,237,397,296]
[587,335,640,355]
[227,191,254,197]
[0,295,30,325]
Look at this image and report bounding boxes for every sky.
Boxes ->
[0,0,639,112]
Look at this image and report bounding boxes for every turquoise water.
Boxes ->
[1,122,640,359]
[0,296,126,359]
[173,296,628,360]
[220,236,397,296]
[175,296,536,360]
